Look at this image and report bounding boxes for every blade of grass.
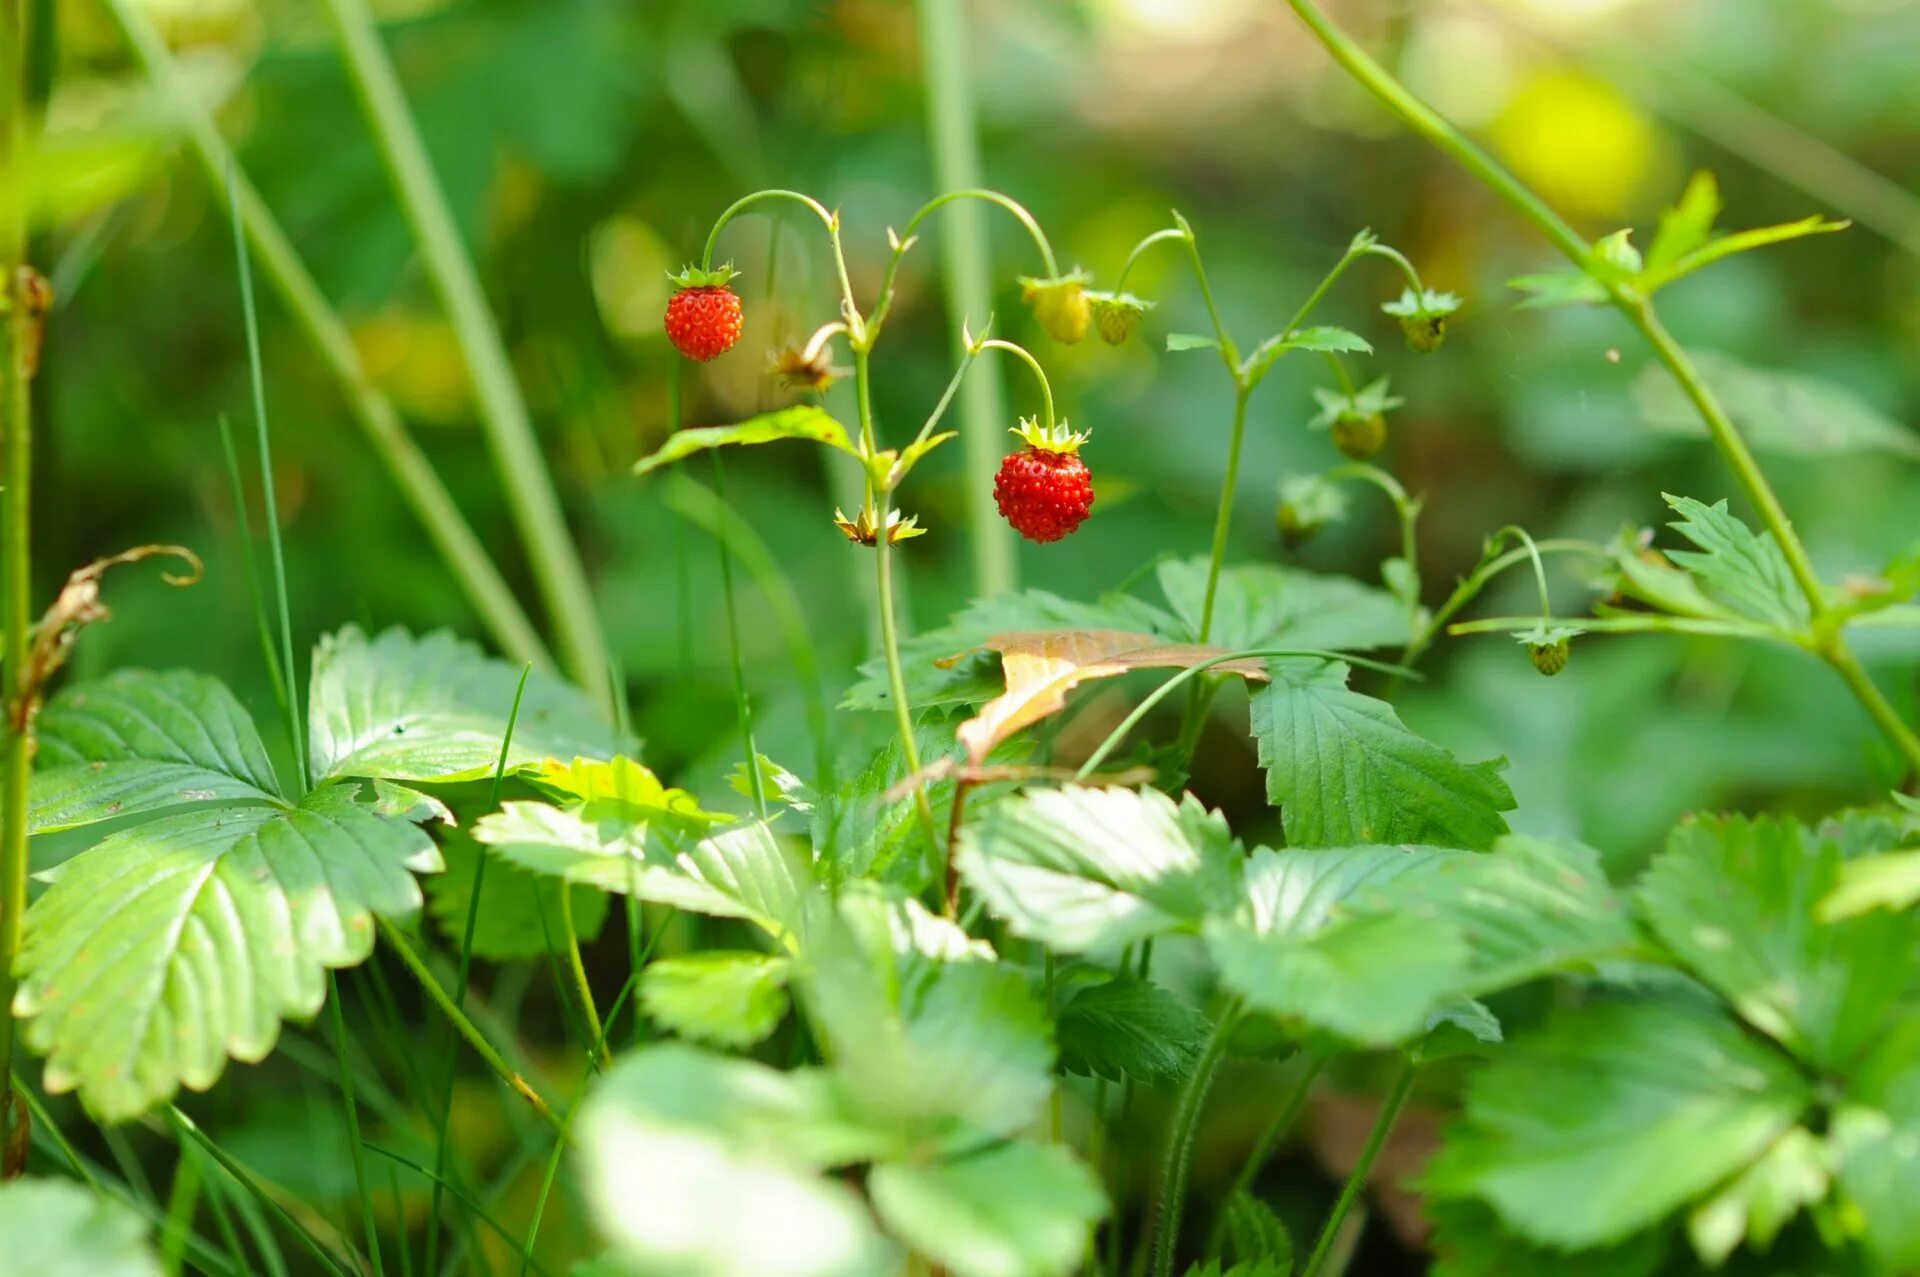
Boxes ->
[365,1144,556,1277]
[11,1070,95,1190]
[328,973,386,1277]
[171,1109,353,1277]
[216,415,291,728]
[428,664,532,1272]
[914,0,1016,595]
[160,1145,204,1277]
[100,0,551,671]
[709,450,768,822]
[316,0,608,694]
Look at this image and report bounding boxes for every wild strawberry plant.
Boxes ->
[4,2,1920,1276]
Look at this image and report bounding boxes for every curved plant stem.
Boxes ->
[377,919,561,1133]
[1150,1004,1241,1277]
[1300,1057,1416,1277]
[977,338,1057,430]
[103,0,549,670]
[1285,0,1920,779]
[318,0,608,693]
[1403,538,1605,669]
[0,0,29,1158]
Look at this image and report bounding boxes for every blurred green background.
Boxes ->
[32,0,1920,876]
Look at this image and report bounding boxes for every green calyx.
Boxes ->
[1382,287,1461,355]
[1515,624,1583,677]
[1087,290,1154,345]
[668,261,742,290]
[1011,416,1090,454]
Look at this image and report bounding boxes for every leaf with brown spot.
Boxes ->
[956,630,1268,765]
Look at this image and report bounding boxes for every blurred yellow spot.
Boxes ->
[1489,70,1664,220]
[590,215,674,343]
[352,310,473,424]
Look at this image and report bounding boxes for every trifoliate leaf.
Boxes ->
[1249,659,1514,850]
[0,1178,163,1276]
[1659,495,1811,629]
[1156,559,1412,653]
[1637,814,1915,1069]
[1056,976,1211,1085]
[1634,351,1920,462]
[16,783,440,1121]
[578,1046,898,1277]
[868,1141,1106,1277]
[30,670,283,833]
[641,951,792,1049]
[632,405,857,477]
[955,786,1243,953]
[1424,999,1810,1249]
[308,626,622,783]
[425,831,608,962]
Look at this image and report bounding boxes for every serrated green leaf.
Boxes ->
[1249,660,1514,850]
[1643,214,1848,293]
[30,670,283,833]
[1686,1126,1829,1265]
[0,1178,163,1276]
[1424,999,1810,1249]
[1156,559,1411,653]
[308,626,622,783]
[1415,998,1504,1064]
[1638,814,1914,1068]
[812,725,971,891]
[632,405,856,477]
[1645,172,1723,277]
[16,783,440,1121]
[869,1141,1106,1277]
[1661,495,1813,629]
[579,1045,898,1277]
[1635,353,1920,461]
[1222,1189,1294,1271]
[425,832,608,962]
[1206,847,1468,1045]
[641,951,791,1049]
[1056,976,1211,1084]
[1167,332,1221,351]
[477,805,810,943]
[956,787,1243,953]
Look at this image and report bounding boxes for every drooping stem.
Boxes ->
[1403,539,1605,669]
[1150,1005,1241,1277]
[1300,1057,1416,1277]
[104,0,551,670]
[977,338,1057,431]
[0,0,32,1155]
[318,0,609,694]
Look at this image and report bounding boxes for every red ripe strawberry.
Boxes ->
[663,263,743,362]
[995,418,1094,543]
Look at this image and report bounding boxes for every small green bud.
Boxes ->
[1087,290,1153,345]
[1276,473,1347,545]
[1381,287,1461,356]
[1515,624,1582,677]
[1330,413,1387,460]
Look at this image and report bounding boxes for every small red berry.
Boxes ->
[663,263,744,362]
[994,418,1095,543]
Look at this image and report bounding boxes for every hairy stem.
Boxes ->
[1150,1005,1240,1277]
[318,0,608,693]
[1300,1058,1415,1277]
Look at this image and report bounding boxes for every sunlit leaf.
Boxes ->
[633,405,856,477]
[30,670,283,833]
[641,951,792,1049]
[1685,1127,1828,1266]
[868,1141,1106,1277]
[308,626,622,783]
[16,783,440,1121]
[956,630,1268,765]
[1820,849,1920,920]
[0,1178,162,1277]
[1424,999,1809,1249]
[956,786,1243,953]
[424,832,608,962]
[1250,659,1514,849]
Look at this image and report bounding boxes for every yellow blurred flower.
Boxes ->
[1488,69,1669,220]
[352,309,473,424]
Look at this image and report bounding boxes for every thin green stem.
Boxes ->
[1172,213,1240,371]
[0,0,31,1130]
[1074,646,1417,781]
[377,919,562,1133]
[103,0,551,670]
[228,165,307,794]
[160,1146,203,1277]
[907,338,983,454]
[362,1145,553,1277]
[1300,1058,1416,1277]
[1150,1004,1241,1277]
[1208,1051,1330,1255]
[216,415,293,738]
[171,1110,353,1277]
[908,5,1018,595]
[1115,227,1188,292]
[1827,643,1920,775]
[1492,525,1555,620]
[976,338,1056,431]
[318,0,607,692]
[875,525,940,858]
[428,663,531,1273]
[559,886,609,1069]
[710,452,769,823]
[872,186,1060,331]
[1403,539,1606,668]
[1197,385,1253,643]
[327,974,385,1277]
[700,189,837,268]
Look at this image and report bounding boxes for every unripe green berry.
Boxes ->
[1087,291,1152,345]
[1331,413,1387,460]
[1528,636,1571,676]
[1401,312,1447,354]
